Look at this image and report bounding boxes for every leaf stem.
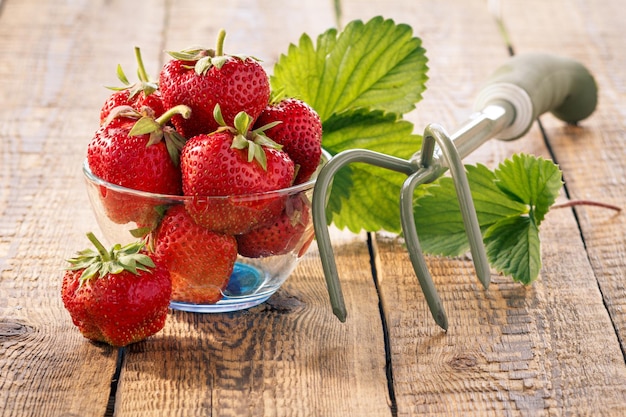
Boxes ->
[552,199,622,212]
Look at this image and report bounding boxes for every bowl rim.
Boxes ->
[82,149,330,201]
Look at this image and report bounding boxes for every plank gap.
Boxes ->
[367,232,399,417]
[104,347,126,417]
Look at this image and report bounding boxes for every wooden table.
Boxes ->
[1,0,625,415]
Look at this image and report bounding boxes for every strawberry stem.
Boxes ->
[86,232,111,262]
[134,46,151,83]
[155,104,192,126]
[216,29,226,56]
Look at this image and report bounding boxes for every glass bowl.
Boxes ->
[82,152,328,313]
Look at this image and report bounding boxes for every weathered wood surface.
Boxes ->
[0,0,624,416]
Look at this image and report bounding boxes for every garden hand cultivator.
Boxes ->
[311,53,598,330]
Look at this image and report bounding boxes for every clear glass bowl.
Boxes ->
[82,153,327,313]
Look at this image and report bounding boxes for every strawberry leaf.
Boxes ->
[271,16,428,121]
[483,216,541,285]
[493,153,563,225]
[413,155,562,283]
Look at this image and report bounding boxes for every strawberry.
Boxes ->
[153,205,238,304]
[159,30,270,138]
[254,98,322,184]
[181,110,295,234]
[61,233,171,347]
[87,105,190,226]
[100,47,164,124]
[236,194,313,258]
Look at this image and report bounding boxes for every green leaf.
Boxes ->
[322,108,422,233]
[483,216,541,285]
[493,153,563,224]
[413,164,528,256]
[412,155,561,284]
[271,16,428,122]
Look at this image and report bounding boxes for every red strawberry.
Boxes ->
[236,194,313,258]
[254,98,322,184]
[159,30,270,138]
[100,47,164,124]
[87,105,190,226]
[181,110,295,234]
[153,205,238,304]
[61,233,171,347]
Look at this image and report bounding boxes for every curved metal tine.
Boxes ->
[423,124,491,289]
[400,167,449,330]
[312,149,417,322]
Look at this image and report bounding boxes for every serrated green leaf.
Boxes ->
[483,215,541,285]
[412,155,560,284]
[413,163,528,256]
[494,153,563,224]
[271,16,428,121]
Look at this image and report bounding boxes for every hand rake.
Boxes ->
[311,53,598,330]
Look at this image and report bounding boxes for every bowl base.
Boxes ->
[169,293,272,313]
[169,262,275,313]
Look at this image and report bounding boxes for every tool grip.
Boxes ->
[473,53,598,140]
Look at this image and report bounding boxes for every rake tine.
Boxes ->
[400,167,449,330]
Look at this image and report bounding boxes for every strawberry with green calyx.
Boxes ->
[159,29,271,138]
[236,194,313,258]
[100,46,165,124]
[181,107,295,234]
[254,97,323,184]
[61,232,171,347]
[153,205,238,304]
[88,104,191,226]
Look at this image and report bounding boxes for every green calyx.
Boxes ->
[166,29,257,76]
[107,47,159,98]
[66,232,155,285]
[128,104,191,166]
[213,105,282,171]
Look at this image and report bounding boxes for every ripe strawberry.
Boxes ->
[236,194,313,258]
[87,105,190,226]
[100,47,164,124]
[181,110,295,234]
[61,233,171,347]
[153,205,238,304]
[254,98,322,184]
[159,30,270,138]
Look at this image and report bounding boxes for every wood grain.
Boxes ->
[501,0,626,356]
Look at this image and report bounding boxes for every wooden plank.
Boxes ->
[0,0,168,415]
[111,1,390,415]
[501,0,626,354]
